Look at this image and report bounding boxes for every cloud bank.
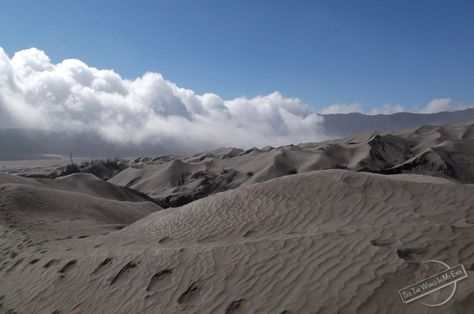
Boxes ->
[0,47,472,153]
[0,47,328,152]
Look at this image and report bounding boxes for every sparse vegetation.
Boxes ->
[56,158,127,180]
[59,163,81,176]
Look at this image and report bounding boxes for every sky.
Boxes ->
[0,1,473,152]
[1,0,473,111]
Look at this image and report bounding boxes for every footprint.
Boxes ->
[370,239,393,247]
[225,299,244,314]
[59,260,77,275]
[111,225,126,231]
[243,230,255,238]
[91,258,112,275]
[397,248,425,262]
[146,269,173,292]
[110,261,137,286]
[44,259,59,269]
[465,217,474,224]
[197,234,221,244]
[158,237,171,244]
[177,281,201,305]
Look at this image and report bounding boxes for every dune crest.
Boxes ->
[110,123,474,207]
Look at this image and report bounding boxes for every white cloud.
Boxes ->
[1,47,472,154]
[319,103,362,114]
[418,98,467,113]
[320,99,472,116]
[367,104,405,115]
[0,47,328,152]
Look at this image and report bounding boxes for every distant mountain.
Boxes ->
[321,108,474,137]
[0,129,172,160]
[1,108,474,160]
[0,129,117,160]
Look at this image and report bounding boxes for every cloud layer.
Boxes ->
[0,47,328,152]
[0,47,471,153]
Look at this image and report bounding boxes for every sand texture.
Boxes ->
[1,169,474,313]
[1,123,474,313]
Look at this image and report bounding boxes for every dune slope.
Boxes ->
[0,172,161,241]
[1,170,473,313]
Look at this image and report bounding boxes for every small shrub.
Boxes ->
[60,163,81,176]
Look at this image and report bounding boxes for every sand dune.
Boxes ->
[109,123,474,207]
[1,123,474,313]
[0,172,158,204]
[0,172,161,241]
[39,173,158,203]
[1,170,473,313]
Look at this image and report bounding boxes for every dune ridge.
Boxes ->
[109,123,474,207]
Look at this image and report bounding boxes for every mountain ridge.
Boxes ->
[1,108,474,160]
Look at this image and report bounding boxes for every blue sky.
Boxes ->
[1,0,473,112]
